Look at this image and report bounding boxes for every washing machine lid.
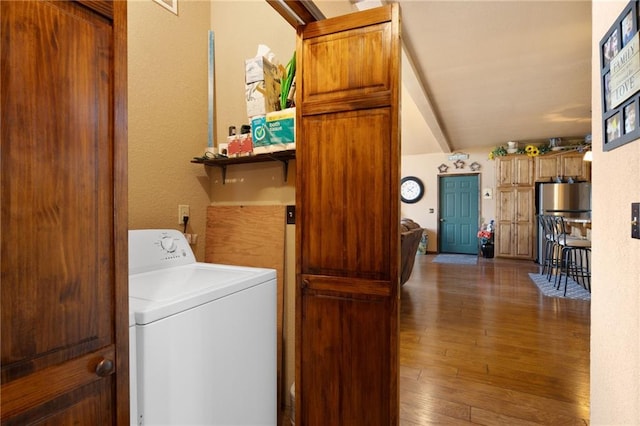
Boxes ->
[129,263,276,325]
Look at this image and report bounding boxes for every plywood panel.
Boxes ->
[205,205,285,412]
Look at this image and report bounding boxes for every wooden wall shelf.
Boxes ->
[192,149,295,184]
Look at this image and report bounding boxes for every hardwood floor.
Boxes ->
[399,255,590,425]
[282,254,590,425]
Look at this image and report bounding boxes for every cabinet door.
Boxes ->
[496,189,515,256]
[1,1,128,424]
[495,188,534,259]
[496,156,533,186]
[535,156,559,182]
[513,156,534,185]
[561,152,591,181]
[513,188,535,259]
[297,5,400,425]
[496,157,514,187]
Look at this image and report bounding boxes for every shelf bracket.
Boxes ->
[205,164,228,184]
[220,165,227,184]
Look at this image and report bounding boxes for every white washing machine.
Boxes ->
[128,229,277,426]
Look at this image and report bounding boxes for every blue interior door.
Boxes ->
[439,175,479,254]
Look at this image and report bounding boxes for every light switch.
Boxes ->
[286,205,295,225]
[632,203,640,239]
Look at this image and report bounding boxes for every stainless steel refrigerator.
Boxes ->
[535,182,591,263]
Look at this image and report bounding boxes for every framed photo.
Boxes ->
[623,12,634,45]
[624,102,637,133]
[606,113,621,143]
[603,29,620,67]
[603,72,611,112]
[600,1,640,151]
[153,0,178,15]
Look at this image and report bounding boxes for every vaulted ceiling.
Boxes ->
[313,0,592,155]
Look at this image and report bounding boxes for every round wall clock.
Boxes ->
[400,176,424,204]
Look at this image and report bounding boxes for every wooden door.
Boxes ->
[438,175,479,254]
[296,5,400,425]
[1,1,128,424]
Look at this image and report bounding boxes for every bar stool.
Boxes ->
[538,214,559,279]
[552,216,591,295]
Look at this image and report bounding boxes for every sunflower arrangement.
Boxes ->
[525,144,540,157]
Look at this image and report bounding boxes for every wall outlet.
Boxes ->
[179,204,190,225]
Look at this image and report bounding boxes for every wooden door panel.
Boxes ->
[515,223,534,258]
[561,153,590,181]
[2,0,113,377]
[496,158,513,187]
[300,293,390,425]
[296,4,400,425]
[301,22,393,114]
[1,0,128,423]
[514,156,534,185]
[515,188,533,222]
[299,109,393,279]
[535,156,559,181]
[1,347,115,425]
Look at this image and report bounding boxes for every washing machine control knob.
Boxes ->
[160,236,177,253]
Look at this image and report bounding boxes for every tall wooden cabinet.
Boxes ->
[1,1,128,424]
[495,156,535,259]
[296,5,400,425]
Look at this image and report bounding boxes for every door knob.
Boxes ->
[95,358,115,377]
[439,218,445,222]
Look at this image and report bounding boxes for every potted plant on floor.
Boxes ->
[478,220,495,258]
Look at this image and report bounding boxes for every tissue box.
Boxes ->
[245,56,280,117]
[266,108,295,151]
[245,56,277,84]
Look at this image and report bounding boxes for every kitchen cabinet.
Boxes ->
[495,155,535,259]
[496,187,535,259]
[535,151,591,182]
[496,155,534,186]
[1,1,128,424]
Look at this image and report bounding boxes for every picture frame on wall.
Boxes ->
[624,102,637,133]
[600,0,640,151]
[153,0,178,15]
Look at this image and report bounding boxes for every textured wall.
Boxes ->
[592,1,640,423]
[128,0,211,261]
